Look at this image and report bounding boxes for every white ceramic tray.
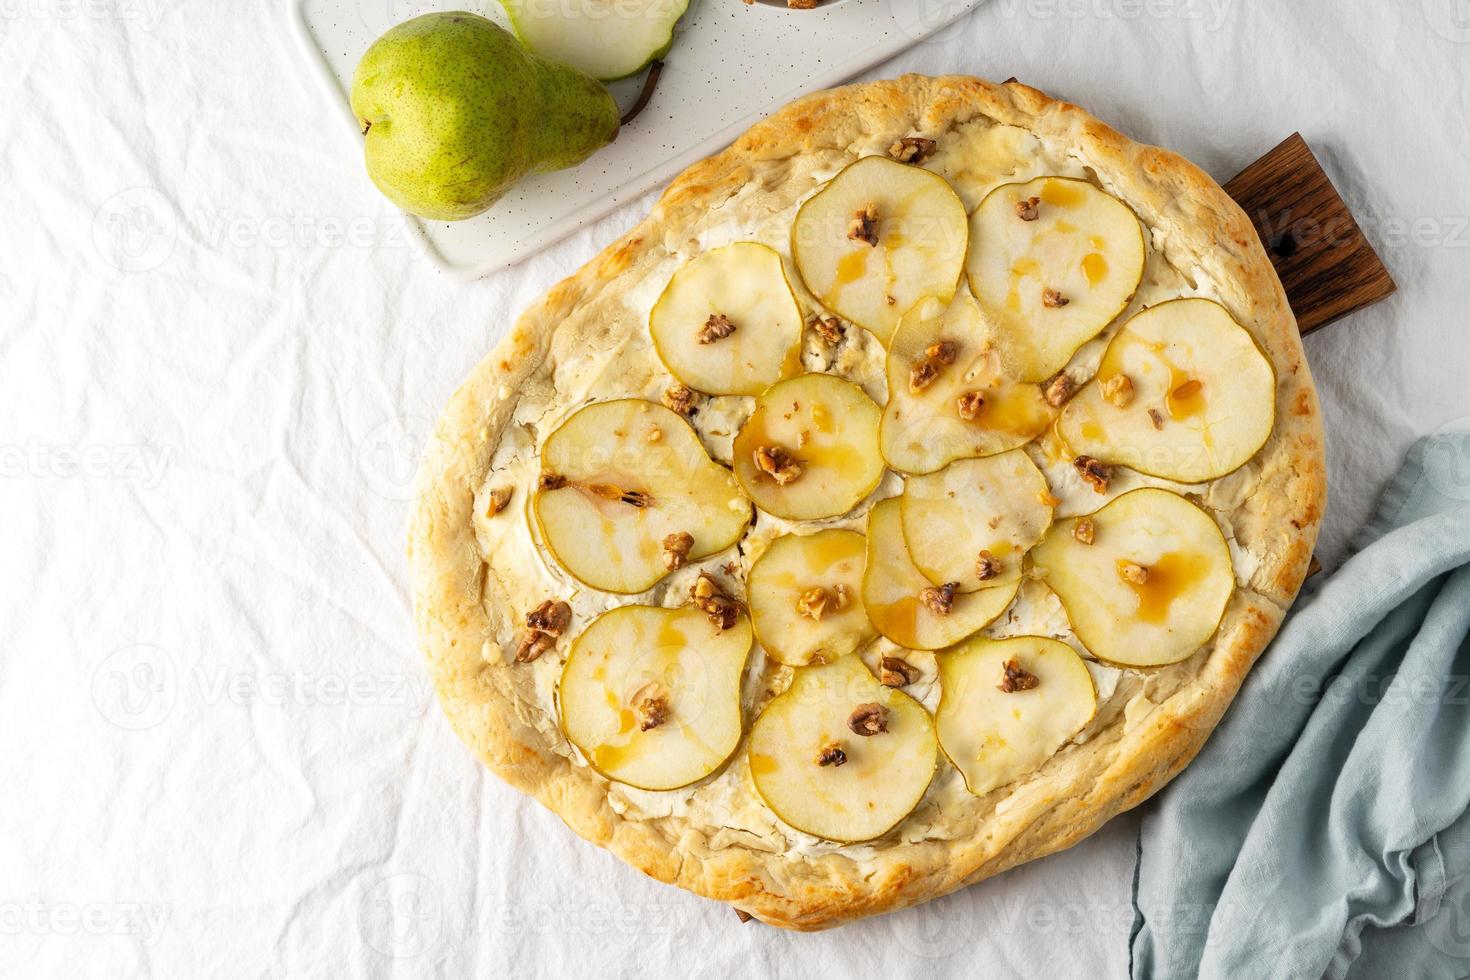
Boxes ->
[288,0,986,279]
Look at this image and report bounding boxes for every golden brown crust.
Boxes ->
[408,75,1326,930]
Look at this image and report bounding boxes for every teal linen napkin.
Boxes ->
[1130,434,1470,980]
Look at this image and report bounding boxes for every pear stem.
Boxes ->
[619,60,664,128]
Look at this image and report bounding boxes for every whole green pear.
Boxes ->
[350,12,620,221]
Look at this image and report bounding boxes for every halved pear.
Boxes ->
[500,0,689,81]
[747,655,937,842]
[862,498,1017,650]
[731,373,884,521]
[966,176,1146,382]
[747,529,874,667]
[791,156,968,345]
[535,400,750,594]
[1057,298,1276,482]
[1031,487,1234,668]
[879,291,1056,474]
[899,451,1052,593]
[559,603,752,791]
[649,242,803,396]
[935,636,1097,796]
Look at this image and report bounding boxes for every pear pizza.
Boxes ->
[409,76,1325,930]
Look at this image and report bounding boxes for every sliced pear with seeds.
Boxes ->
[535,399,750,594]
[880,291,1056,474]
[748,655,937,842]
[1058,298,1276,483]
[649,242,804,396]
[862,498,1017,650]
[747,529,874,667]
[731,373,884,521]
[791,156,969,345]
[559,603,752,791]
[899,451,1052,593]
[1031,487,1234,668]
[936,636,1097,797]
[967,176,1146,382]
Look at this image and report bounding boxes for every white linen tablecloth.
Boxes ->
[3,1,1468,975]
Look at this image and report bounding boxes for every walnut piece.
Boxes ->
[920,581,958,616]
[1148,408,1165,430]
[698,312,736,345]
[810,314,845,346]
[847,702,889,736]
[632,682,670,732]
[956,390,985,420]
[1073,518,1096,545]
[1118,560,1150,585]
[795,586,829,621]
[1042,371,1076,408]
[879,655,921,688]
[753,444,802,486]
[662,384,696,416]
[1073,455,1111,494]
[847,205,879,247]
[787,0,819,8]
[526,599,571,637]
[734,909,754,924]
[924,340,958,365]
[1102,373,1135,408]
[514,631,555,664]
[909,360,939,394]
[976,549,1002,581]
[538,472,567,491]
[662,531,694,571]
[1043,287,1070,309]
[815,740,847,767]
[483,485,513,518]
[831,583,850,610]
[1015,196,1041,221]
[690,573,740,631]
[888,136,937,164]
[998,658,1040,693]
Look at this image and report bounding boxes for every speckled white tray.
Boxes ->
[288,0,986,279]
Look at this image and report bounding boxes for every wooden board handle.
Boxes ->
[1223,133,1396,335]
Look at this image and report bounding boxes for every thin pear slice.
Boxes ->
[880,291,1056,474]
[862,498,1017,650]
[1031,487,1234,668]
[559,603,752,791]
[747,530,874,667]
[748,656,937,842]
[500,0,689,81]
[732,373,884,521]
[535,400,750,594]
[791,156,969,345]
[1058,298,1276,482]
[899,451,1052,593]
[649,242,803,396]
[966,176,1146,382]
[936,636,1097,797]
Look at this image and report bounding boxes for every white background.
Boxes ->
[3,0,1469,976]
